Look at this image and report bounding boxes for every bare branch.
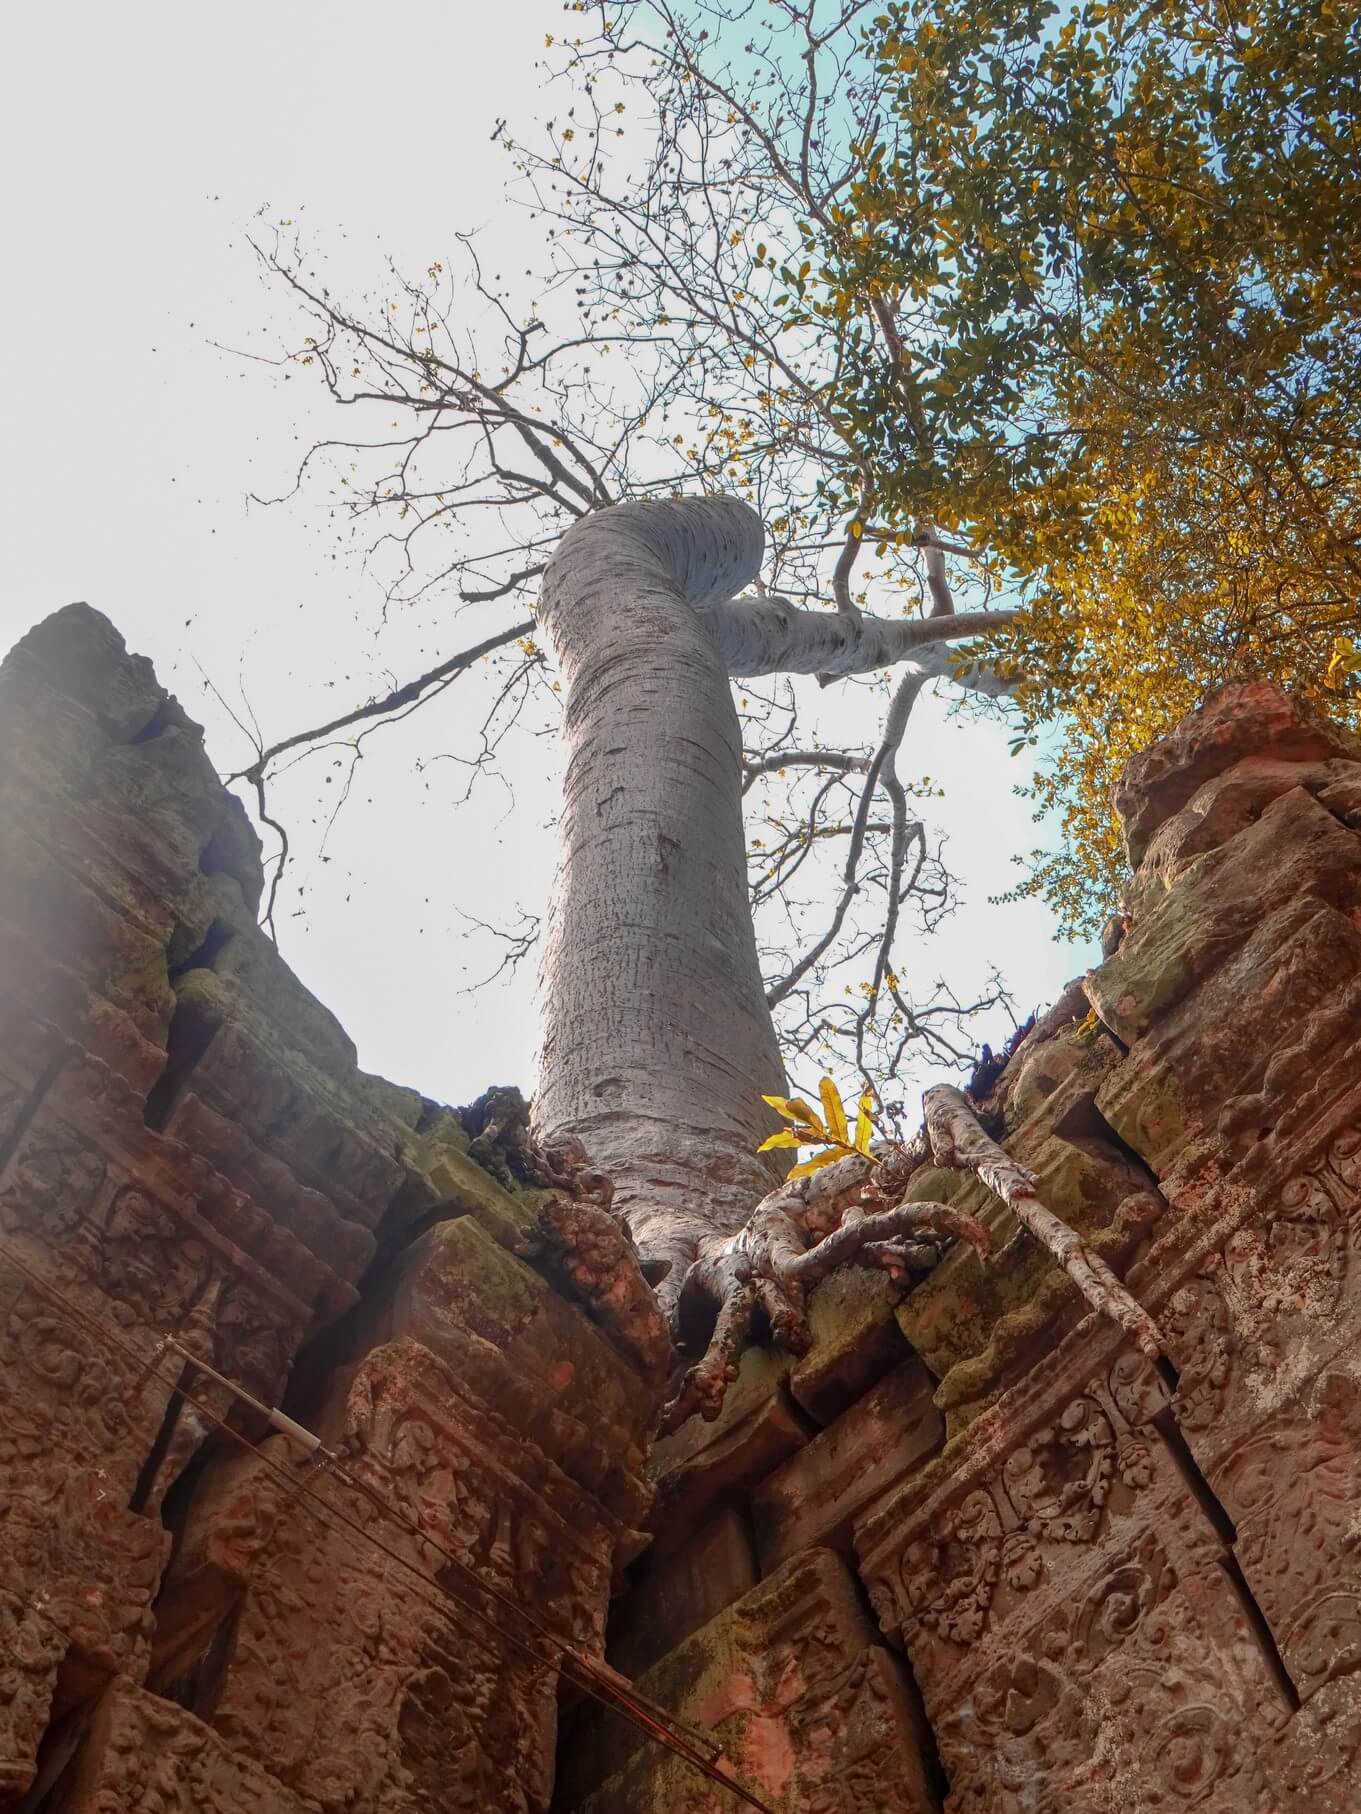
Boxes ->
[741,749,871,794]
[229,620,535,785]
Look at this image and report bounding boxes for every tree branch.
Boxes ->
[230,619,535,785]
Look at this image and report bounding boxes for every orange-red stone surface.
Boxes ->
[9,612,1361,1813]
[0,607,657,1812]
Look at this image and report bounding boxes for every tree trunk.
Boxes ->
[533,496,1163,1418]
[533,499,786,1313]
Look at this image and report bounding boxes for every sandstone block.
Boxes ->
[650,1346,810,1547]
[789,1266,912,1424]
[753,1357,943,1570]
[1097,899,1361,1176]
[608,1505,759,1677]
[561,1547,936,1814]
[1114,679,1357,864]
[1090,785,1361,1050]
[48,1680,311,1814]
[855,1337,1295,1814]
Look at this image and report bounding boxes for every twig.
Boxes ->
[230,620,535,785]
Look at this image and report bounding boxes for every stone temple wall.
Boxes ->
[6,604,1361,1814]
[559,681,1361,1814]
[0,606,659,1814]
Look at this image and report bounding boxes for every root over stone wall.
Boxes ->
[563,680,1361,1814]
[7,606,1361,1814]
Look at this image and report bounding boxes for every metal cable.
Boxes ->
[0,1247,775,1812]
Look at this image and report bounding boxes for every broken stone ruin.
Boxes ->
[5,602,1361,1812]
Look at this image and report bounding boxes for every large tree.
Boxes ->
[229,0,1356,1418]
[529,492,1154,1424]
[232,2,1073,1422]
[242,0,1026,1105]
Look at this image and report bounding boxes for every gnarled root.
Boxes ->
[473,1087,671,1387]
[659,1071,1165,1434]
[659,1152,991,1435]
[923,1083,1163,1359]
[536,1193,673,1389]
[783,1201,987,1286]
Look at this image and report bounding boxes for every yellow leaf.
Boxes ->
[1326,636,1360,690]
[854,1092,876,1155]
[761,1094,826,1134]
[819,1077,849,1144]
[786,1147,849,1179]
[756,1129,804,1152]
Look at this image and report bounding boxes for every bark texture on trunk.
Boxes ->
[531,497,1153,1425]
[533,499,786,1307]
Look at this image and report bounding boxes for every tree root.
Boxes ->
[658,1077,1165,1435]
[923,1083,1163,1359]
[659,1152,992,1435]
[468,1086,672,1388]
[536,1193,673,1390]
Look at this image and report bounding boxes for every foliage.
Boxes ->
[758,1077,880,1175]
[245,0,1361,1081]
[811,0,1361,929]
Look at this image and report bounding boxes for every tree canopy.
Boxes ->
[242,0,1361,1100]
[819,0,1361,928]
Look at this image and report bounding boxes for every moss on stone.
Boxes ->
[1096,1050,1192,1173]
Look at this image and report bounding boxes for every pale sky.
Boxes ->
[0,1,1094,1106]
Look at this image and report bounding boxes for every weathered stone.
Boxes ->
[161,1337,619,1814]
[17,608,1361,1813]
[896,1112,1155,1412]
[855,1334,1296,1814]
[50,1680,311,1814]
[1002,1017,1123,1130]
[394,1127,544,1250]
[650,1346,810,1548]
[1154,1098,1361,1719]
[342,1216,655,1520]
[560,1548,938,1814]
[609,1506,759,1677]
[752,1357,943,1570]
[1114,678,1358,865]
[1097,898,1361,1176]
[789,1266,913,1424]
[1090,785,1361,1050]
[1128,755,1359,917]
[0,821,176,1050]
[0,607,655,1813]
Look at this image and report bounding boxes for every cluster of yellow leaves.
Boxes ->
[803,0,1361,933]
[997,385,1361,931]
[757,1079,877,1179]
[1327,638,1361,692]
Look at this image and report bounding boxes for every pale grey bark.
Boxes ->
[533,499,788,1311]
[698,593,1015,678]
[531,498,1107,1426]
[532,497,1013,1302]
